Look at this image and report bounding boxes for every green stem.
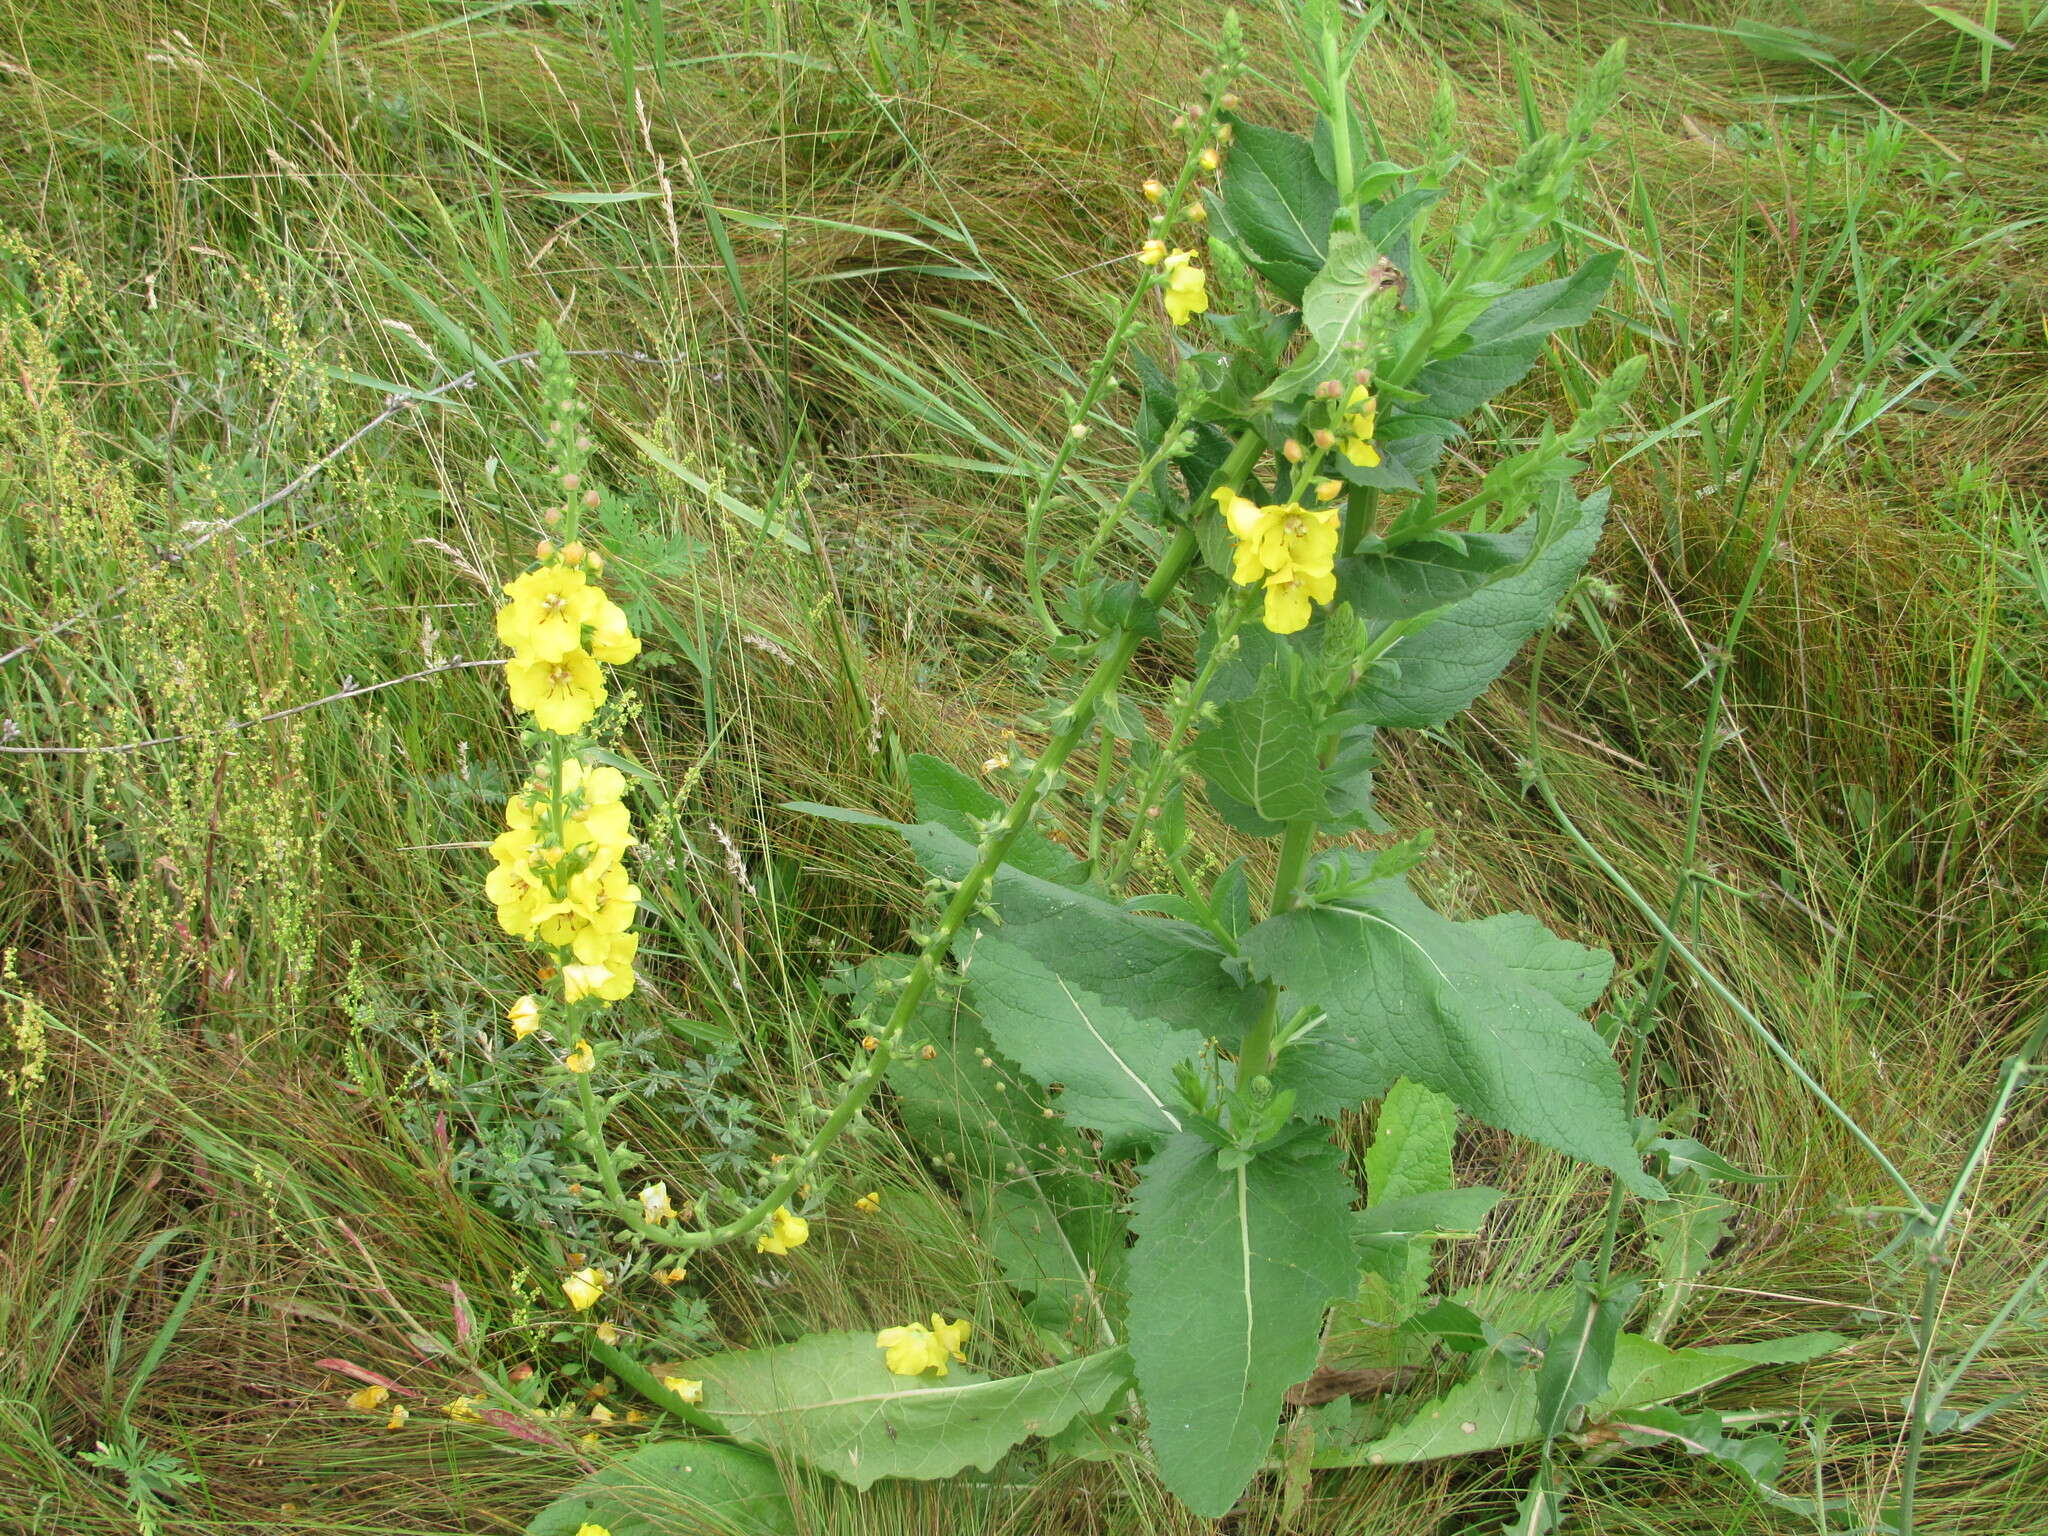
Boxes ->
[1236,812,1318,1086]
[599,523,1208,1251]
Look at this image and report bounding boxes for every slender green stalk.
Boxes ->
[590,523,1208,1250]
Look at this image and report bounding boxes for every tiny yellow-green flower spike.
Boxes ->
[1160,249,1209,326]
[1338,382,1382,469]
[507,650,606,734]
[507,994,541,1040]
[498,566,604,663]
[854,1190,881,1215]
[929,1314,972,1365]
[875,1322,947,1377]
[661,1376,706,1404]
[756,1205,809,1255]
[561,1038,596,1073]
[561,1266,607,1311]
[639,1181,677,1224]
[346,1384,389,1413]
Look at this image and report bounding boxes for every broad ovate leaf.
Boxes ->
[654,1333,1131,1490]
[1128,1134,1359,1517]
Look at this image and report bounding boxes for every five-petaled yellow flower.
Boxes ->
[1212,486,1342,635]
[875,1314,973,1378]
[661,1375,705,1404]
[507,994,541,1040]
[561,1038,596,1074]
[345,1384,389,1412]
[756,1205,809,1255]
[574,1525,612,1536]
[497,565,603,663]
[1159,249,1209,326]
[506,649,606,735]
[562,1266,607,1311]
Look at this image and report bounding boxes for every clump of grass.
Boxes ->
[1,1,2043,1531]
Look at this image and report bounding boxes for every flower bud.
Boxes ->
[1315,378,1343,399]
[1183,202,1207,223]
[559,541,587,566]
[1220,92,1241,110]
[1199,147,1220,171]
[536,539,556,561]
[582,489,600,509]
[1282,438,1304,463]
[1312,428,1335,449]
[1315,478,1344,502]
[587,551,604,575]
[543,507,564,526]
[1142,178,1166,203]
[1353,368,1373,388]
[1215,123,1234,145]
[1138,238,1167,265]
[560,472,580,491]
[1068,423,1090,440]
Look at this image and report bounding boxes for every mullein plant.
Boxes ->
[507,12,1839,1532]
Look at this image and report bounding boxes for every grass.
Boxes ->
[1,0,2044,1531]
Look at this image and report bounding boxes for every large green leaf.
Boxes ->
[1127,1134,1359,1518]
[1463,912,1614,1011]
[1191,663,1327,833]
[958,932,1200,1148]
[1342,487,1608,729]
[526,1440,796,1536]
[1246,872,1660,1196]
[1411,252,1620,418]
[655,1333,1131,1490]
[1262,231,1400,401]
[1215,122,1336,301]
[1314,1328,1842,1468]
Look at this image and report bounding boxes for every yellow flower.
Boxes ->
[385,1403,409,1430]
[562,1266,607,1311]
[875,1321,945,1377]
[587,599,642,666]
[854,1190,881,1215]
[655,1265,689,1286]
[577,1431,599,1450]
[1160,249,1209,326]
[1214,487,1339,606]
[595,1321,620,1345]
[345,1384,389,1412]
[498,566,604,663]
[756,1205,809,1255]
[574,1522,609,1535]
[1137,237,1167,266]
[874,1314,970,1378]
[661,1375,706,1404]
[444,1396,483,1422]
[1261,567,1338,635]
[507,994,541,1040]
[587,1401,615,1423]
[929,1314,973,1365]
[561,1038,596,1073]
[507,649,606,735]
[639,1181,677,1224]
[1141,178,1166,203]
[1338,382,1381,469]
